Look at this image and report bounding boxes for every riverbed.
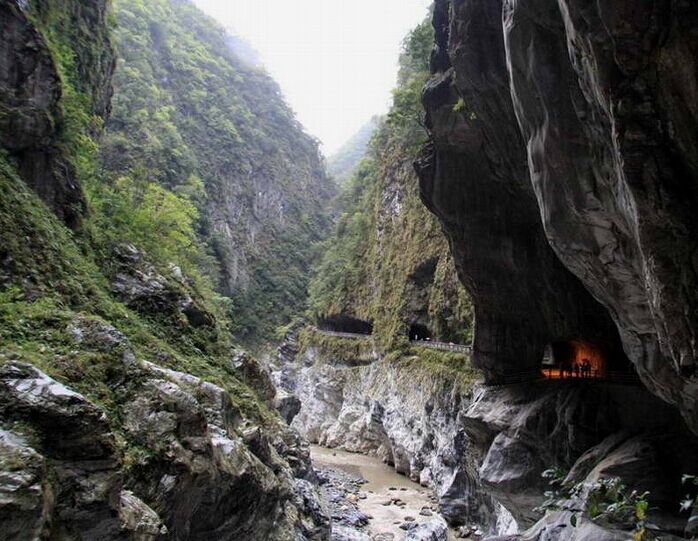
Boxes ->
[311,445,460,540]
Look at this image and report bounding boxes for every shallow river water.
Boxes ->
[311,445,459,540]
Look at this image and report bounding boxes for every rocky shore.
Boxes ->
[312,448,459,541]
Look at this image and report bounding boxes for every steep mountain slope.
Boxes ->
[308,20,472,345]
[102,0,335,341]
[327,116,382,183]
[0,0,331,538]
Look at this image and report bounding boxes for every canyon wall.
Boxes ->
[285,332,698,539]
[308,20,472,345]
[104,0,335,341]
[417,0,698,433]
[284,331,502,532]
[0,1,330,538]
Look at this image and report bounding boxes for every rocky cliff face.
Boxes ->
[465,381,698,531]
[285,331,698,539]
[0,334,329,541]
[0,0,114,228]
[285,331,502,532]
[0,2,332,538]
[308,20,472,345]
[418,0,698,433]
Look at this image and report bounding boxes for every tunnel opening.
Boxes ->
[408,323,432,342]
[317,314,373,335]
[541,339,635,380]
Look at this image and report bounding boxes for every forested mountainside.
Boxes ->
[308,20,472,345]
[102,0,335,341]
[0,0,333,538]
[326,115,381,183]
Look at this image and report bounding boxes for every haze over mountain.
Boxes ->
[192,0,432,153]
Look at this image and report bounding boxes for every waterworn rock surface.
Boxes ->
[289,342,498,532]
[418,0,698,433]
[464,380,698,530]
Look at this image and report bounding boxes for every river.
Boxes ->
[311,445,461,540]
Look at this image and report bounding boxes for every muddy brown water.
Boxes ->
[311,445,459,540]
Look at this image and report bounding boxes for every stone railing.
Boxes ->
[410,340,472,354]
[311,328,374,340]
[311,328,472,354]
[491,369,642,386]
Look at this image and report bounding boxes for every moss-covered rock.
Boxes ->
[307,20,472,348]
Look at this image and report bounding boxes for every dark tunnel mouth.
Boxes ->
[407,323,432,342]
[317,314,373,335]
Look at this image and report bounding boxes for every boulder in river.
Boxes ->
[405,517,448,540]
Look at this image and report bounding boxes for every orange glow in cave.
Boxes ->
[542,340,607,379]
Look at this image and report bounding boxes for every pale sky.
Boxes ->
[192,0,432,155]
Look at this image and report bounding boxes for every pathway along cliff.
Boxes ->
[2,0,698,540]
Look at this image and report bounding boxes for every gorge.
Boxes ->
[1,1,698,540]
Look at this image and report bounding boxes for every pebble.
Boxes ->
[399,522,417,531]
[419,508,432,517]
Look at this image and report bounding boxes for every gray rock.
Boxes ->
[405,517,448,540]
[0,358,330,540]
[0,429,46,541]
[275,390,302,424]
[332,524,371,541]
[118,490,166,541]
[418,0,698,434]
[0,362,123,539]
[111,244,215,328]
[231,350,276,405]
[291,349,496,529]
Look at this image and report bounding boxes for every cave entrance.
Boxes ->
[541,339,608,379]
[317,314,373,335]
[408,323,432,342]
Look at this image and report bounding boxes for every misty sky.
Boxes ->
[192,0,432,155]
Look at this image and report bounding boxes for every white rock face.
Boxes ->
[289,340,698,540]
[291,346,500,531]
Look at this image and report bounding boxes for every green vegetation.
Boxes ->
[535,468,657,541]
[98,0,334,342]
[307,19,473,347]
[297,327,377,366]
[0,154,270,430]
[391,347,479,391]
[327,116,382,183]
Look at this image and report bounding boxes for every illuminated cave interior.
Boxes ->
[542,340,609,378]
